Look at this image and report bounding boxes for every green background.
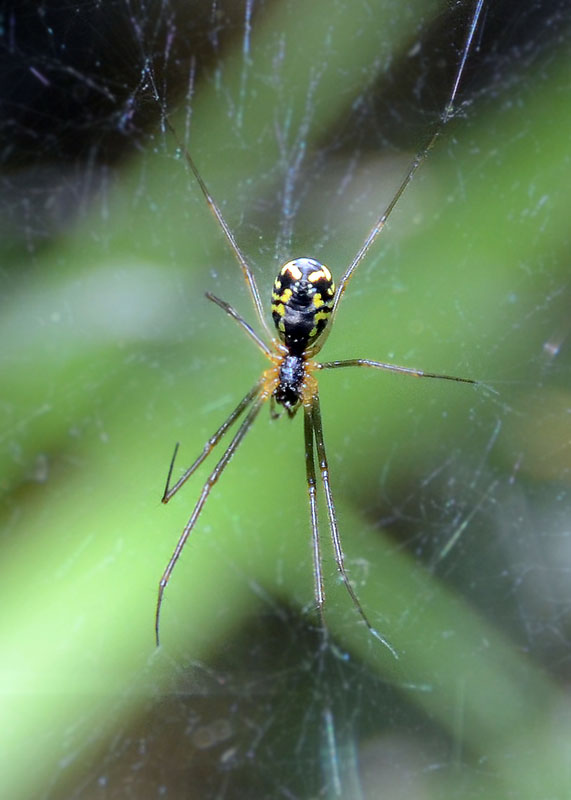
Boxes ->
[1,0,569,797]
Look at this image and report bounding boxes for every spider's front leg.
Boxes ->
[156,383,265,646]
[304,390,398,659]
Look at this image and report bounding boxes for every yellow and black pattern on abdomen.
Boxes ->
[271,257,335,356]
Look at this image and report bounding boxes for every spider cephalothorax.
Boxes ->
[274,353,306,413]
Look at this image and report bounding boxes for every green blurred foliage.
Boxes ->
[0,0,569,797]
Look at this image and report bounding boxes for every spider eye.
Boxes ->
[271,257,335,354]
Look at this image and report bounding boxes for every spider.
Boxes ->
[155,0,485,655]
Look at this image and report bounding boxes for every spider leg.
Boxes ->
[161,115,272,340]
[310,390,398,659]
[310,0,485,357]
[303,403,326,624]
[163,378,265,503]
[156,389,266,645]
[318,358,476,385]
[206,292,272,357]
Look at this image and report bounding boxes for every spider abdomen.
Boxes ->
[271,257,335,355]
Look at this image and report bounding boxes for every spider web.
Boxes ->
[1,1,570,798]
